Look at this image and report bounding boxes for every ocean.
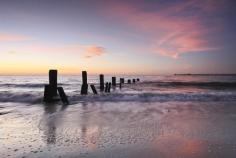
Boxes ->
[1,75,236,157]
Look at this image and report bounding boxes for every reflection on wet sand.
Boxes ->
[42,102,102,151]
[42,103,69,145]
[80,102,101,151]
[153,135,209,157]
[7,101,233,158]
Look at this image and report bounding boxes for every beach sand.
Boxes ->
[1,101,236,158]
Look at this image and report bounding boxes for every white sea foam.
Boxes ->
[0,75,236,104]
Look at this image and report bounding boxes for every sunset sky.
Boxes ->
[0,0,236,75]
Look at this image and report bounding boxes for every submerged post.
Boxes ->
[105,82,109,92]
[112,77,116,86]
[119,78,123,89]
[81,71,88,95]
[44,85,54,102]
[133,79,136,83]
[127,79,131,84]
[120,78,125,84]
[108,82,111,92]
[49,69,57,96]
[90,85,98,94]
[99,74,104,91]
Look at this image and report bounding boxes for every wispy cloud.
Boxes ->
[103,0,222,58]
[0,33,29,42]
[3,43,106,58]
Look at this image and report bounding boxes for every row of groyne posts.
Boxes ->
[44,70,140,105]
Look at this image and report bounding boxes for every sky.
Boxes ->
[0,0,236,75]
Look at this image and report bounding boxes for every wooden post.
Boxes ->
[120,78,125,84]
[44,69,58,102]
[81,71,88,95]
[99,74,104,91]
[137,78,140,82]
[49,69,57,96]
[127,79,131,84]
[82,71,87,85]
[119,78,123,89]
[112,77,116,86]
[105,82,109,92]
[44,85,54,102]
[90,85,98,94]
[133,79,136,83]
[108,82,111,92]
[57,87,69,104]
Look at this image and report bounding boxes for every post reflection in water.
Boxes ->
[42,103,68,145]
[41,102,102,151]
[80,102,102,151]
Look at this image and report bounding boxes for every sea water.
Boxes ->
[0,75,236,157]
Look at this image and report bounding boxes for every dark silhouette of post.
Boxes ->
[90,85,98,94]
[112,77,116,86]
[105,82,109,92]
[49,70,57,96]
[108,82,111,92]
[137,78,140,82]
[81,71,88,95]
[128,79,131,84]
[57,87,69,105]
[44,69,58,102]
[82,71,87,85]
[133,79,136,83]
[120,78,125,84]
[99,74,104,91]
[44,85,54,102]
[119,78,123,89]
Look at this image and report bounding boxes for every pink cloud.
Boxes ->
[84,46,106,58]
[0,33,29,42]
[103,0,221,58]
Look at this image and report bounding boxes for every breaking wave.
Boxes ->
[0,91,236,104]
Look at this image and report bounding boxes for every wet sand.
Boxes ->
[1,101,236,158]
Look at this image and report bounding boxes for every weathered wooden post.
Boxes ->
[133,79,136,83]
[44,85,54,102]
[49,69,57,96]
[120,78,125,84]
[57,87,69,104]
[108,82,111,92]
[112,77,116,86]
[44,69,58,102]
[105,82,109,92]
[127,79,131,84]
[81,71,88,95]
[90,85,98,94]
[99,74,104,91]
[119,78,123,89]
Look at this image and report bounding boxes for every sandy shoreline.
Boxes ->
[1,101,236,158]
